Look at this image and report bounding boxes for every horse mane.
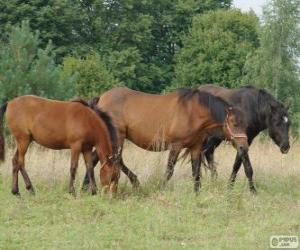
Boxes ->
[257,89,280,107]
[177,88,229,123]
[88,97,119,154]
[70,98,89,107]
[71,96,118,154]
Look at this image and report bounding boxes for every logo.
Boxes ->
[270,236,298,249]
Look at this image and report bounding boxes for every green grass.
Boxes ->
[0,172,299,250]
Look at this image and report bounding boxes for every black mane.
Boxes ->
[227,85,287,132]
[177,88,229,123]
[88,98,119,155]
[72,96,118,155]
[71,98,89,106]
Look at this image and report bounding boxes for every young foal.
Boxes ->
[0,95,120,196]
[82,87,249,192]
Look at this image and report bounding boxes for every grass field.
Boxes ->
[0,139,299,249]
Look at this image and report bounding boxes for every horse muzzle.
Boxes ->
[280,143,290,154]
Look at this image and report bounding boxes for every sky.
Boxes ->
[232,0,268,17]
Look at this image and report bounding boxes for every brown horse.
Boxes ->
[0,95,120,196]
[82,87,248,192]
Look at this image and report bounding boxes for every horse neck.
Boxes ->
[199,108,224,135]
[253,96,274,132]
[231,89,268,134]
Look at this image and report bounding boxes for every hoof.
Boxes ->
[132,178,140,190]
[91,189,97,196]
[81,184,89,192]
[26,185,35,195]
[11,189,20,196]
[250,187,257,194]
[69,187,76,197]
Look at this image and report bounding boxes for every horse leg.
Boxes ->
[164,149,180,183]
[83,150,97,195]
[204,137,222,179]
[81,150,99,191]
[228,153,243,187]
[12,138,32,195]
[191,147,202,193]
[11,150,20,195]
[120,157,140,188]
[242,154,257,193]
[69,146,80,196]
[205,148,217,180]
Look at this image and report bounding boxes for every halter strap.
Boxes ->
[225,115,247,140]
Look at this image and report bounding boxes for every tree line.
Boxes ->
[0,0,299,130]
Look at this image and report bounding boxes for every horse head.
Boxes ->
[267,102,290,154]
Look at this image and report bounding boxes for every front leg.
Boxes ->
[229,153,243,186]
[242,154,257,193]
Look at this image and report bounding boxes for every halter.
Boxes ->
[225,114,247,140]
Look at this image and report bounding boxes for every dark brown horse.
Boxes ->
[82,87,248,192]
[166,85,291,193]
[0,95,120,196]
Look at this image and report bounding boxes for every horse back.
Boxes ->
[97,87,206,149]
[6,95,98,149]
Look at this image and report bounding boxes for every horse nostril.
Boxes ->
[281,143,290,154]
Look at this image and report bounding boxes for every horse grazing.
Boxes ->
[167,85,290,193]
[82,87,248,192]
[0,95,120,196]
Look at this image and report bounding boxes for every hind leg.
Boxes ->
[83,150,97,195]
[164,148,180,183]
[69,146,80,196]
[205,148,217,180]
[12,137,33,195]
[120,155,140,188]
[11,150,20,195]
[81,150,99,191]
[191,145,202,193]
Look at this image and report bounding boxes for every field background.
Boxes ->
[0,139,299,249]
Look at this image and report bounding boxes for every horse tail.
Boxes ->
[178,148,190,163]
[177,148,209,169]
[0,102,7,161]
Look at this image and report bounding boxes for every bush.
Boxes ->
[62,53,121,99]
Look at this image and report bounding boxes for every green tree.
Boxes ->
[62,53,120,99]
[243,0,300,127]
[0,0,232,92]
[0,21,76,101]
[172,9,259,89]
[0,0,87,60]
